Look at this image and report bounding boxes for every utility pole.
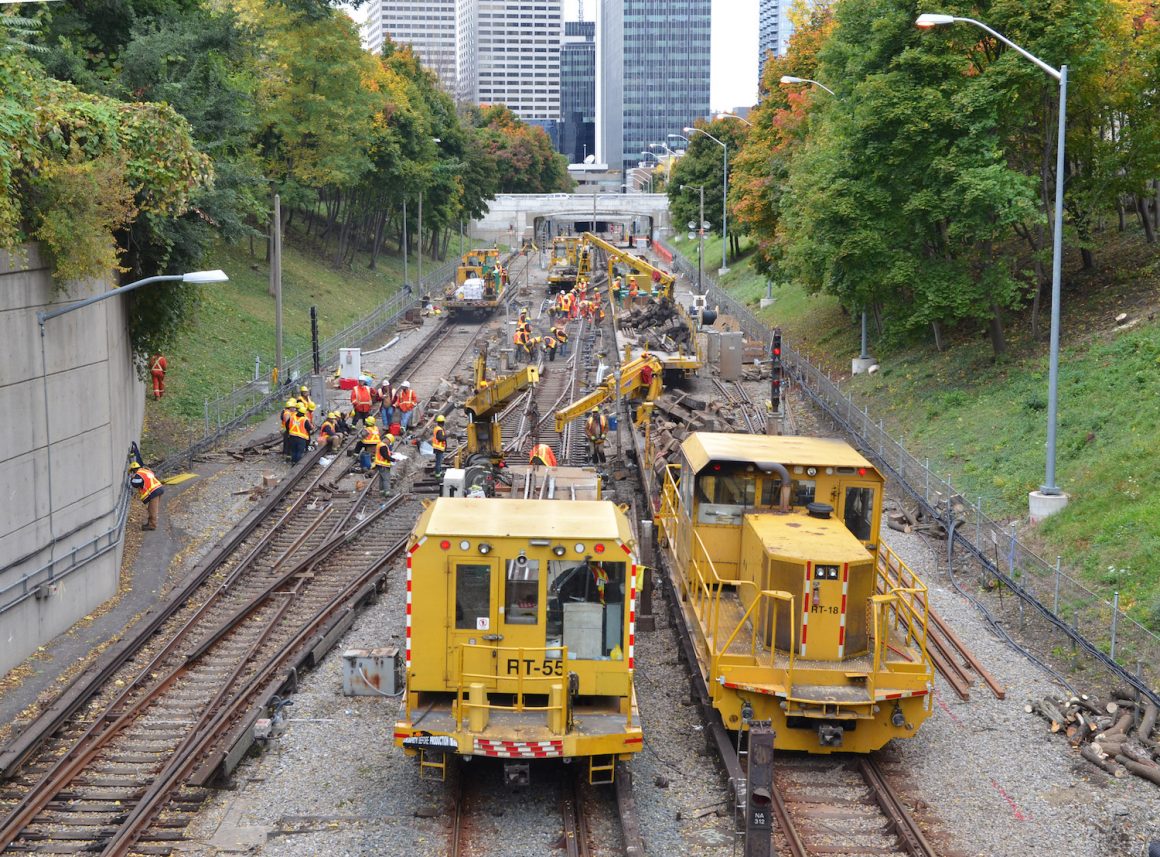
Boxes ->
[271,193,283,385]
[418,190,424,295]
[402,197,409,290]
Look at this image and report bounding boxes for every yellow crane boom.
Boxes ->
[462,354,540,459]
[582,232,675,298]
[554,354,663,433]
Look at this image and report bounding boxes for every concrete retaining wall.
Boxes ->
[0,246,143,676]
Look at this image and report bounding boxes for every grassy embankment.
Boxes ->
[143,234,421,459]
[671,230,1160,627]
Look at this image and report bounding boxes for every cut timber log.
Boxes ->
[1116,755,1160,787]
[1039,699,1067,731]
[887,516,912,535]
[1140,700,1158,741]
[1081,744,1124,777]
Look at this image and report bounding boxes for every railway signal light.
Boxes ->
[770,329,783,414]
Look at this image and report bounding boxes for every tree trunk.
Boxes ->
[1117,200,1125,232]
[1137,195,1156,243]
[931,320,944,352]
[988,304,1007,357]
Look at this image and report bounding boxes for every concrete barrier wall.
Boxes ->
[0,246,143,675]
[471,193,670,243]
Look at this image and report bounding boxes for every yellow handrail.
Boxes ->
[453,644,570,730]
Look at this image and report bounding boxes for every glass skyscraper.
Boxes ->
[597,0,710,172]
[559,21,596,164]
[759,0,795,83]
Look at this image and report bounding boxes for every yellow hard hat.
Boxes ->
[435,414,445,423]
[365,416,376,426]
[285,398,297,407]
[328,411,339,420]
[300,385,309,393]
[128,461,141,471]
[296,404,306,414]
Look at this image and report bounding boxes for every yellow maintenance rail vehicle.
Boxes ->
[459,352,540,466]
[547,236,579,295]
[444,248,507,317]
[395,498,644,785]
[655,433,935,753]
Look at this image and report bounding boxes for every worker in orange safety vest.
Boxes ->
[358,416,380,470]
[287,403,313,464]
[373,433,394,496]
[528,443,558,467]
[350,377,374,424]
[585,407,609,464]
[393,381,419,431]
[129,461,165,531]
[280,398,298,459]
[553,323,569,357]
[150,354,167,399]
[431,414,447,478]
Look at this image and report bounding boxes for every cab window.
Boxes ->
[844,487,875,541]
[793,479,816,507]
[545,560,627,660]
[455,563,491,630]
[696,473,755,524]
[759,478,783,507]
[504,557,540,624]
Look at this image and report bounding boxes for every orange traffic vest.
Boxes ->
[431,426,446,451]
[560,292,572,312]
[395,388,418,412]
[514,329,527,346]
[361,425,380,447]
[351,385,372,411]
[373,437,393,467]
[281,407,295,429]
[528,443,558,466]
[134,467,162,501]
[319,419,336,440]
[554,327,568,343]
[628,277,638,296]
[586,414,608,440]
[288,414,310,440]
[544,336,557,350]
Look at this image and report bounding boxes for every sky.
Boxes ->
[564,0,760,113]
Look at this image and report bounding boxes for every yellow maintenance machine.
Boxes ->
[395,498,644,784]
[554,353,664,434]
[459,352,539,465]
[582,232,675,299]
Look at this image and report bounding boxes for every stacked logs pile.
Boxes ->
[883,497,955,539]
[1027,692,1160,786]
[617,297,695,352]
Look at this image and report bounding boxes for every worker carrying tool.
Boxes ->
[431,414,447,478]
[149,354,167,399]
[585,407,609,464]
[350,377,374,424]
[129,461,165,531]
[357,416,380,471]
[393,381,419,431]
[528,443,558,467]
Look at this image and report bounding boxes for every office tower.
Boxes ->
[342,1,384,56]
[377,1,458,92]
[560,20,596,163]
[597,0,711,171]
[456,0,564,123]
[759,0,795,81]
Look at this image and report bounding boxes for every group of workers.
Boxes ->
[550,280,607,325]
[349,376,419,431]
[512,306,570,364]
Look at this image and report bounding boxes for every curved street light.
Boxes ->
[685,126,730,274]
[917,12,1069,512]
[779,75,837,96]
[718,112,753,127]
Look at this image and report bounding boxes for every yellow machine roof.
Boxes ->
[681,433,876,475]
[745,511,872,565]
[420,498,629,541]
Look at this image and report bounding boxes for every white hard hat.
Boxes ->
[402,381,411,388]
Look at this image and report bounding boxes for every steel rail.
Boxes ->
[858,757,939,857]
[104,520,412,856]
[560,770,591,857]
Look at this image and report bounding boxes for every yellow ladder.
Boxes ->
[419,750,449,781]
[588,754,615,785]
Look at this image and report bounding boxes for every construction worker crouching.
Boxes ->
[431,414,447,478]
[544,334,558,362]
[358,416,380,471]
[287,403,313,464]
[528,443,557,467]
[585,407,609,464]
[319,411,343,451]
[553,323,569,357]
[129,461,165,531]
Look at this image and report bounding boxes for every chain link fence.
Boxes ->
[159,259,454,476]
[658,240,1160,704]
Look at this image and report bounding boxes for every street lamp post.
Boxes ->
[685,126,729,275]
[37,269,229,556]
[779,74,878,376]
[718,112,753,127]
[916,12,1069,517]
[681,184,707,294]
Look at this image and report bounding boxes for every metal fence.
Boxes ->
[658,240,1160,703]
[160,259,455,476]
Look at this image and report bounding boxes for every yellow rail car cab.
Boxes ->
[395,498,643,784]
[656,433,935,753]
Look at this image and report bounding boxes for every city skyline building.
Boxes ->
[597,0,711,172]
[456,0,564,123]
[379,1,458,92]
[758,0,793,83]
[559,20,596,163]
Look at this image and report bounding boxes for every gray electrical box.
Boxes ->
[719,331,743,381]
[342,647,400,696]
